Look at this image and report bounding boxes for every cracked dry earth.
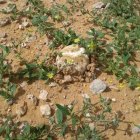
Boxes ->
[0,0,140,140]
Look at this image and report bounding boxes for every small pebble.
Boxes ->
[40,104,51,116]
[0,17,11,27]
[39,90,48,101]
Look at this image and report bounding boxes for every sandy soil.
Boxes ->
[0,0,140,140]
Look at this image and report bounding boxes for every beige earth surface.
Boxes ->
[0,0,140,140]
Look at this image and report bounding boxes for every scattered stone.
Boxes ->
[25,35,37,43]
[93,2,105,9]
[18,19,30,30]
[7,99,14,105]
[132,125,140,134]
[0,32,7,38]
[112,98,116,102]
[39,90,48,101]
[90,79,107,94]
[93,2,110,9]
[56,44,89,75]
[61,75,72,84]
[44,38,49,46]
[49,82,58,87]
[63,95,67,99]
[22,20,30,28]
[0,0,6,4]
[62,20,71,27]
[0,17,11,27]
[20,81,27,88]
[86,113,90,117]
[89,123,95,130]
[18,24,24,30]
[40,104,51,116]
[82,94,90,99]
[109,85,120,91]
[1,4,16,13]
[21,42,27,48]
[27,94,38,106]
[16,102,27,117]
[68,104,72,109]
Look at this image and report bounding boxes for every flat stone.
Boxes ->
[90,79,107,94]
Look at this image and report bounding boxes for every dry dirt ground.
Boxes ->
[0,0,140,140]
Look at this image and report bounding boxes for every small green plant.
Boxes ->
[0,45,17,101]
[0,96,123,140]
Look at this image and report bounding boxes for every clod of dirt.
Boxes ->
[40,104,51,116]
[16,102,27,117]
[56,44,89,75]
[61,75,72,84]
[0,17,11,27]
[132,125,140,134]
[0,0,6,4]
[27,94,38,106]
[90,79,107,94]
[39,90,48,101]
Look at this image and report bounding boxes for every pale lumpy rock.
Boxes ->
[56,44,89,75]
[90,79,107,94]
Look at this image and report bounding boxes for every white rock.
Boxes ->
[40,104,51,116]
[90,79,107,94]
[112,98,116,102]
[86,113,90,117]
[39,90,48,101]
[56,44,89,75]
[132,125,140,134]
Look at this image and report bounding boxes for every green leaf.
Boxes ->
[56,109,63,124]
[56,104,70,115]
